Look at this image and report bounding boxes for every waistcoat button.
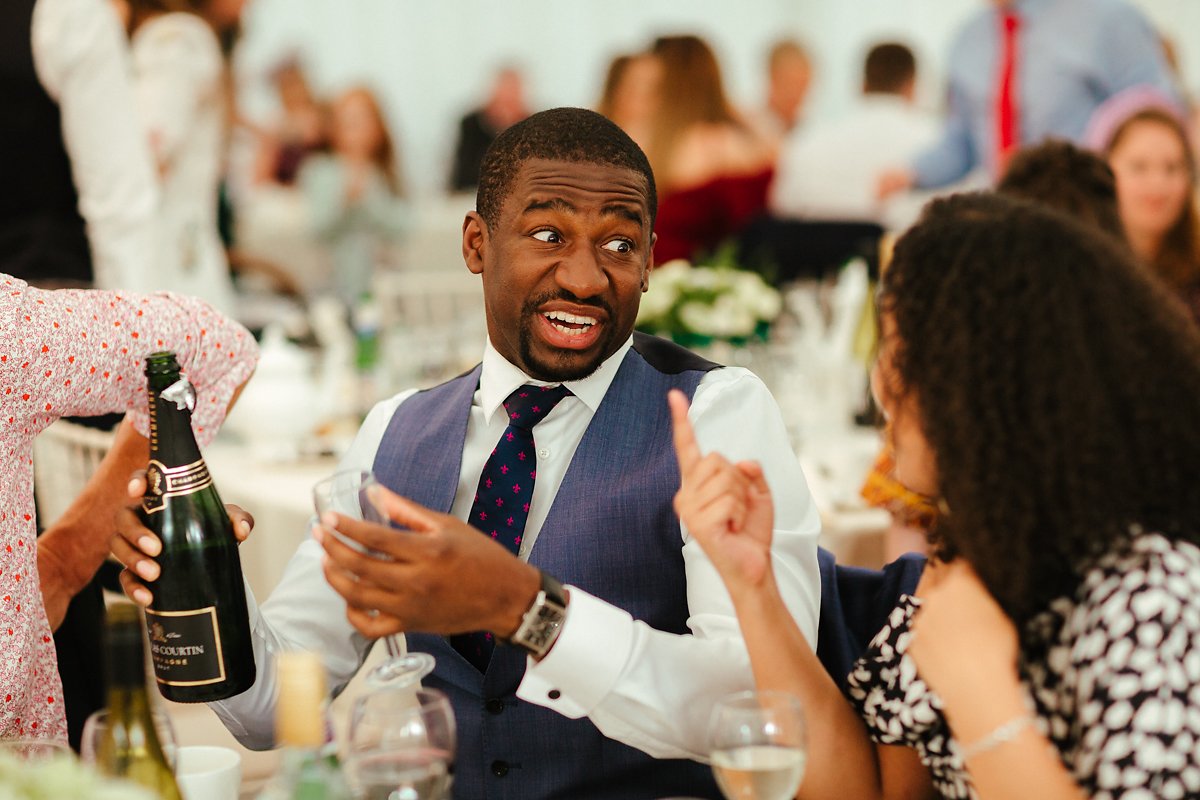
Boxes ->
[491,760,509,777]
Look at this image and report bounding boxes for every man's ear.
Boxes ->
[463,211,488,275]
[642,232,657,291]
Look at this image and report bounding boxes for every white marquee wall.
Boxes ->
[233,0,1199,195]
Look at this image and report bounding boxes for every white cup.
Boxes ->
[174,745,242,800]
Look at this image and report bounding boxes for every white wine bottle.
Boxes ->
[141,351,255,702]
[258,651,350,800]
[96,602,183,800]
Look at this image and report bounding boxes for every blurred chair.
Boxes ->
[32,419,116,528]
[737,216,885,283]
[372,268,486,387]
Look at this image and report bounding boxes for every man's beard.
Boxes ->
[517,291,618,382]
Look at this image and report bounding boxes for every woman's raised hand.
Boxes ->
[668,389,775,593]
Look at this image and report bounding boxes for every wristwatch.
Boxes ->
[504,570,568,660]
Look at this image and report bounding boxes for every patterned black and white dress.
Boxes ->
[846,533,1200,799]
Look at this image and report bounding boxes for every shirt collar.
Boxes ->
[478,336,634,424]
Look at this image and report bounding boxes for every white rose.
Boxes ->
[710,294,757,337]
[678,301,716,334]
[636,279,678,324]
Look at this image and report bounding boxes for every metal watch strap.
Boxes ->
[504,569,568,659]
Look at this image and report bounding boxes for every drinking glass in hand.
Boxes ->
[312,469,435,688]
[346,687,456,800]
[709,690,807,800]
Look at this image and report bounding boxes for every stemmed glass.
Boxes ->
[312,469,435,688]
[80,707,179,772]
[344,687,456,800]
[708,690,807,800]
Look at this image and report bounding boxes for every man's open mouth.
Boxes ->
[541,310,598,338]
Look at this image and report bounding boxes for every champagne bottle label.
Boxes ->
[144,607,227,686]
[142,458,215,515]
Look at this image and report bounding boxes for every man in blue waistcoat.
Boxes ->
[115,107,821,799]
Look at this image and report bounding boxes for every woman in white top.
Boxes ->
[115,0,244,315]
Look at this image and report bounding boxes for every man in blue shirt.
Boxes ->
[878,0,1178,196]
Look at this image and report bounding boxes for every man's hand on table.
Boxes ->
[110,472,255,606]
[314,485,542,642]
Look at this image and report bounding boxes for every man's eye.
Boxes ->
[602,239,633,253]
[532,230,561,243]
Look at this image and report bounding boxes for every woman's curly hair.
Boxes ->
[880,192,1200,624]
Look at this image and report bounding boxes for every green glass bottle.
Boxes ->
[141,351,255,702]
[96,602,183,799]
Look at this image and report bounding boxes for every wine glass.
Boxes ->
[345,687,456,800]
[312,468,435,688]
[708,690,807,800]
[80,707,179,773]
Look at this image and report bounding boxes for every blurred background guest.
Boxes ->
[648,34,775,264]
[250,56,328,188]
[1088,89,1200,323]
[877,0,1180,198]
[999,138,1129,234]
[448,65,530,192]
[299,85,408,308]
[746,38,813,149]
[2,0,158,291]
[770,42,937,232]
[595,51,660,152]
[118,0,248,315]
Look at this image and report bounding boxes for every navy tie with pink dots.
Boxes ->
[452,383,572,671]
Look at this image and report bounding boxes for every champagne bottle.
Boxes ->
[258,652,350,800]
[96,602,183,800]
[142,351,255,702]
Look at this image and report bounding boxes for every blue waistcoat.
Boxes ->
[373,333,723,800]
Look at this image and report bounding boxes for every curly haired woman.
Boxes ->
[670,192,1200,799]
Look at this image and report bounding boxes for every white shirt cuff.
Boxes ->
[516,585,633,718]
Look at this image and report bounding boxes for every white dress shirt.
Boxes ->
[769,94,940,233]
[31,0,159,292]
[211,336,821,761]
[130,13,236,315]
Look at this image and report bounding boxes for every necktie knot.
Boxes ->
[1002,11,1019,34]
[502,384,571,430]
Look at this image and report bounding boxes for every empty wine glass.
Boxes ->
[345,687,456,800]
[80,707,179,773]
[312,468,435,688]
[708,690,807,800]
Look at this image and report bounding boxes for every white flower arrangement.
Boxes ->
[0,750,157,800]
[637,259,783,343]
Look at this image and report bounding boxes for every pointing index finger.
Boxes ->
[668,389,702,475]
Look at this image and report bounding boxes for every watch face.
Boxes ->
[514,594,567,655]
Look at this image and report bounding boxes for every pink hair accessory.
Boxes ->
[1082,84,1188,152]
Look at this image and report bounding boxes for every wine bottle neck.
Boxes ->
[148,387,202,466]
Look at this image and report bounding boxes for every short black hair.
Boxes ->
[998,139,1124,238]
[475,107,657,229]
[863,42,916,94]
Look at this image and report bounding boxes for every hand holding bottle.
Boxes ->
[111,471,255,607]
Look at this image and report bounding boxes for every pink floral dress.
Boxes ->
[0,276,257,740]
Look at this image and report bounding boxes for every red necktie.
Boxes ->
[995,10,1020,173]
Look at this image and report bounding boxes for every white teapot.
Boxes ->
[222,324,318,459]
